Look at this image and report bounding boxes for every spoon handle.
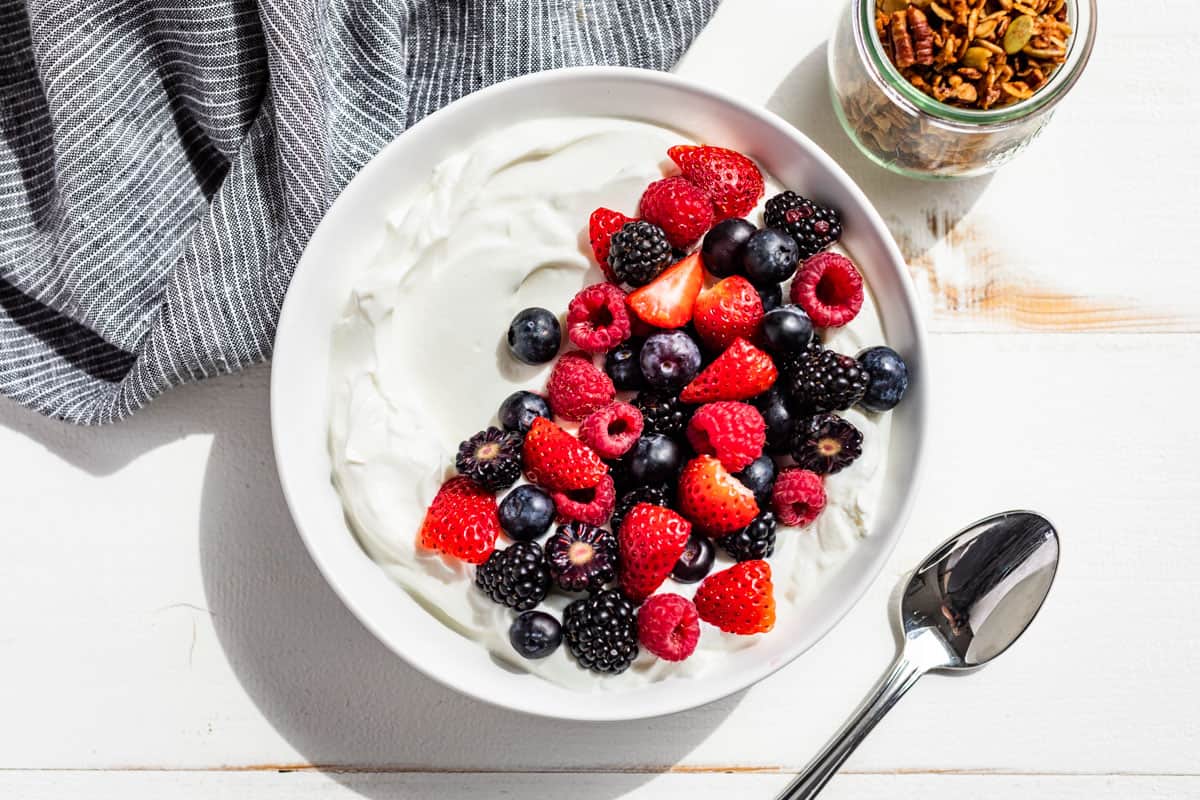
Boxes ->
[776,655,925,800]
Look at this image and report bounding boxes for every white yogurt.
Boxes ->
[327,117,892,690]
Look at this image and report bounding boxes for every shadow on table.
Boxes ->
[194,368,741,800]
[767,43,994,267]
[0,375,227,475]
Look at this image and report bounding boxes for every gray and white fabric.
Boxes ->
[0,0,719,424]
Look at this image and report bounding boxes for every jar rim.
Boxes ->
[855,0,1097,128]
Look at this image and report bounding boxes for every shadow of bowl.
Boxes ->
[197,375,740,798]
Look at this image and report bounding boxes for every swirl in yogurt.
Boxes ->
[327,117,892,690]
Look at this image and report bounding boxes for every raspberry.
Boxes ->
[552,474,617,527]
[579,402,644,459]
[637,594,701,662]
[639,176,715,250]
[589,207,634,281]
[790,252,864,328]
[567,283,632,353]
[771,467,826,527]
[686,401,766,473]
[546,351,616,421]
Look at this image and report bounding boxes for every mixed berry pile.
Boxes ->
[418,144,910,675]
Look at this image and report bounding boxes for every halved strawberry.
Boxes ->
[417,476,500,564]
[626,253,704,329]
[618,502,692,602]
[677,455,759,535]
[694,560,776,635]
[680,338,778,403]
[589,207,634,282]
[522,417,608,491]
[692,276,765,351]
[639,176,715,250]
[668,145,765,221]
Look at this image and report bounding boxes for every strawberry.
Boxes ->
[522,416,608,492]
[694,560,776,635]
[626,253,704,329]
[677,455,759,535]
[692,276,765,351]
[417,476,500,564]
[667,145,764,221]
[618,502,692,602]
[589,207,634,282]
[680,338,778,404]
[639,176,715,250]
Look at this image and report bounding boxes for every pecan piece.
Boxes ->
[907,6,935,66]
[891,12,916,68]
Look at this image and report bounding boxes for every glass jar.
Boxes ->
[828,0,1096,179]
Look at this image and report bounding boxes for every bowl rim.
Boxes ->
[270,65,929,721]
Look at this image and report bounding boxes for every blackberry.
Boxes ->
[792,413,863,475]
[717,512,777,561]
[563,589,639,674]
[608,221,672,286]
[610,486,669,535]
[764,191,843,259]
[544,522,618,592]
[455,427,523,491]
[783,341,869,414]
[475,542,551,611]
[633,390,693,440]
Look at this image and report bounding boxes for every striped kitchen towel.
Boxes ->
[0,0,719,424]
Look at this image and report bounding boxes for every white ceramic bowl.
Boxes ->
[271,66,927,721]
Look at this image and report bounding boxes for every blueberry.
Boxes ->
[508,610,562,659]
[498,391,551,434]
[671,535,715,583]
[627,434,683,486]
[498,484,556,542]
[757,282,783,313]
[761,305,814,356]
[857,346,909,412]
[507,307,561,364]
[735,455,776,508]
[743,228,800,288]
[701,218,757,278]
[640,330,702,391]
[605,338,644,390]
[754,386,795,455]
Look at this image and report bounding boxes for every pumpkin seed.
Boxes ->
[1003,14,1035,54]
[963,46,992,70]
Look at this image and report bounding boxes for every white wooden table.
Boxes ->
[3,2,1198,798]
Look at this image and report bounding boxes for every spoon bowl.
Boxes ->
[902,510,1060,671]
[779,510,1060,800]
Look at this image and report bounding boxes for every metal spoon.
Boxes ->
[778,510,1060,800]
